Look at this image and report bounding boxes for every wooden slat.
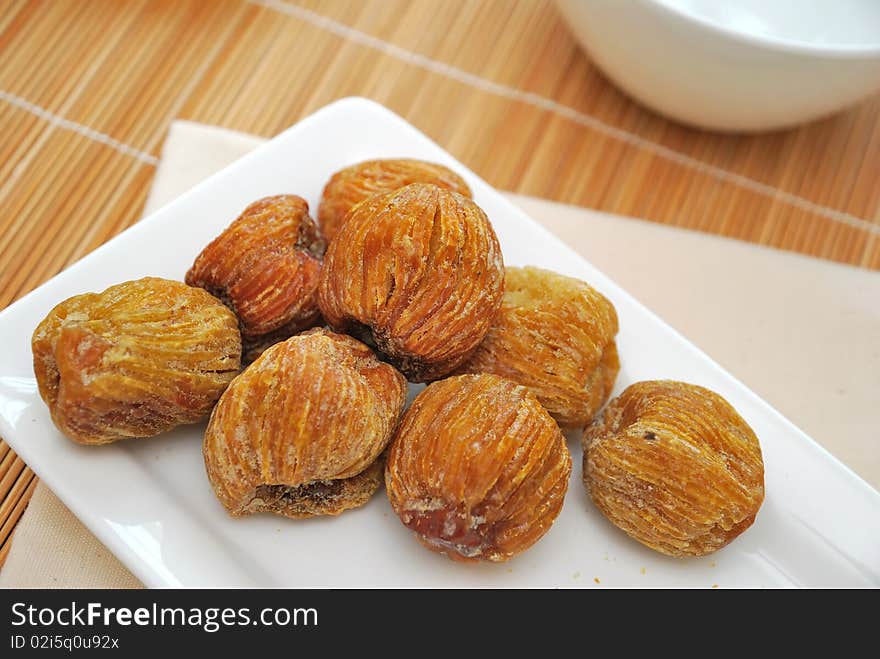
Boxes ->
[0,441,38,567]
[0,0,878,568]
[0,467,38,566]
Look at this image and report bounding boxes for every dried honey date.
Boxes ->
[457,266,619,428]
[318,183,504,382]
[204,329,406,518]
[584,380,765,557]
[32,277,241,445]
[186,195,325,360]
[386,374,571,562]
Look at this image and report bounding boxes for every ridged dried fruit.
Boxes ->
[318,159,472,241]
[186,195,325,360]
[584,380,765,557]
[32,277,242,445]
[318,183,504,382]
[457,266,619,428]
[204,329,407,518]
[386,374,572,562]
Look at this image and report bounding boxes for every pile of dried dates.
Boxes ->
[32,159,764,562]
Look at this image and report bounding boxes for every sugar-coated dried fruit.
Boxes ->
[318,159,472,241]
[318,183,504,382]
[583,380,765,557]
[204,329,407,519]
[32,277,242,445]
[386,374,572,562]
[456,266,619,428]
[185,195,325,360]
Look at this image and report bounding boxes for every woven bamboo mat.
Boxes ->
[1,0,878,567]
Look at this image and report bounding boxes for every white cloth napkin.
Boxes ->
[2,120,877,588]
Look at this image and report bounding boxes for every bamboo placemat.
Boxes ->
[1,0,878,567]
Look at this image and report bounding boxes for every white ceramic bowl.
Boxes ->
[556,0,880,131]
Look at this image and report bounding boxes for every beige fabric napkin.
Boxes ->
[2,120,878,588]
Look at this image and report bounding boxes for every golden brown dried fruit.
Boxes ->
[318,159,472,241]
[204,329,407,519]
[386,374,572,562]
[318,183,504,382]
[457,266,619,429]
[583,380,765,557]
[185,195,325,359]
[32,277,242,445]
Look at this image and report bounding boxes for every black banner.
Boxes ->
[0,588,854,653]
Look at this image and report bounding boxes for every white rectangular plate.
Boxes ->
[1,98,877,587]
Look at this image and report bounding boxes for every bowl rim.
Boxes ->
[645,0,880,58]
